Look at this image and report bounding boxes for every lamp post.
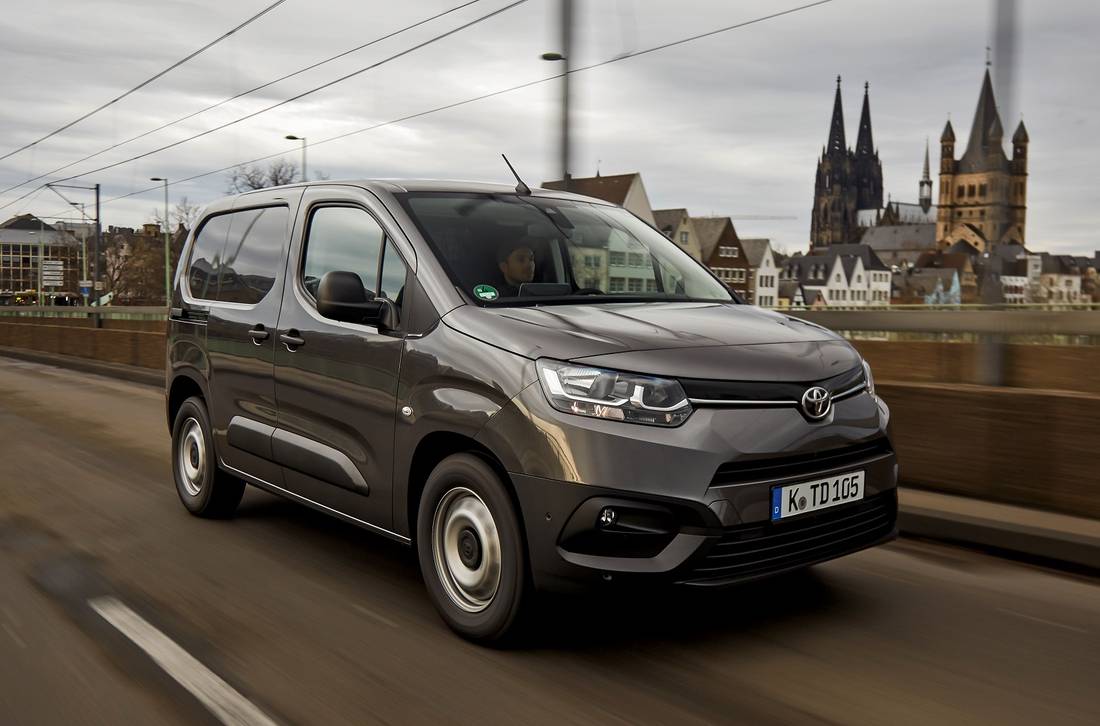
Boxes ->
[541,0,573,189]
[150,177,171,306]
[285,134,307,182]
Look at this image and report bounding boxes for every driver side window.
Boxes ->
[302,206,383,301]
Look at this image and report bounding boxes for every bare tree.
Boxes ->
[150,196,202,232]
[225,160,300,193]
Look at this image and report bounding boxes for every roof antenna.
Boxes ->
[501,154,530,195]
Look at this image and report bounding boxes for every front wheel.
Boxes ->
[417,454,529,643]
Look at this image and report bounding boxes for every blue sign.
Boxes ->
[80,287,91,295]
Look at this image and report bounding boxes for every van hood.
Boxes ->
[441,302,853,379]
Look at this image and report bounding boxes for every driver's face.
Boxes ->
[500,247,535,286]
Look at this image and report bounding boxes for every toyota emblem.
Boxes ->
[801,386,832,420]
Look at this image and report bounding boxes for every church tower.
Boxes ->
[810,78,884,250]
[935,67,1029,251]
[919,139,933,213]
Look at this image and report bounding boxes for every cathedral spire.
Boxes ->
[855,81,874,157]
[959,68,1007,172]
[827,75,846,155]
[920,138,933,213]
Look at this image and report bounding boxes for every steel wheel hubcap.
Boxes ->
[178,418,205,497]
[432,487,501,613]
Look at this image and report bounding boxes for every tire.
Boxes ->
[417,453,529,643]
[171,396,245,518]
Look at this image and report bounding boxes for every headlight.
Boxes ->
[862,359,875,396]
[536,359,692,427]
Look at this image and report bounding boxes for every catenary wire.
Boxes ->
[0,0,529,214]
[0,0,289,165]
[34,0,834,215]
[0,1,482,199]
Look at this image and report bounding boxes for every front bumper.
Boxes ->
[489,385,898,591]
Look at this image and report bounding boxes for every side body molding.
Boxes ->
[227,416,275,460]
[271,428,370,496]
[227,416,369,496]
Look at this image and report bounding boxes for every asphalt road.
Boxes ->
[0,356,1097,726]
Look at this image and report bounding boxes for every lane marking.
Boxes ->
[352,603,399,629]
[997,607,1088,634]
[89,596,280,726]
[2,622,26,649]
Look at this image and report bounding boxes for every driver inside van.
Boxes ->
[496,240,536,296]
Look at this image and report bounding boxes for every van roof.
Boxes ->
[237,179,616,205]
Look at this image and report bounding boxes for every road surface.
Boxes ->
[0,356,1097,725]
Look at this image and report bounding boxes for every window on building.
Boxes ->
[627,278,643,292]
[967,184,976,197]
[609,251,626,266]
[979,183,987,197]
[679,231,689,245]
[609,277,625,291]
[645,279,657,292]
[628,252,645,267]
[957,185,964,198]
[719,246,738,258]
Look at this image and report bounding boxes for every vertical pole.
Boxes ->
[301,138,307,182]
[38,217,44,306]
[559,0,573,190]
[163,179,171,307]
[94,183,101,306]
[81,204,88,306]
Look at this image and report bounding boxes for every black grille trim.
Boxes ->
[681,365,865,404]
[677,490,897,585]
[710,438,893,487]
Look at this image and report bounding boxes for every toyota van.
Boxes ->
[166,180,897,642]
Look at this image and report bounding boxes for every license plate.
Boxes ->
[771,470,865,521]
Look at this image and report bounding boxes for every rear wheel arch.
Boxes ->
[167,373,207,429]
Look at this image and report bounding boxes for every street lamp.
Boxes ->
[150,177,171,306]
[285,134,307,182]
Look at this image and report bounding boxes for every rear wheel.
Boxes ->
[417,453,528,643]
[171,397,245,518]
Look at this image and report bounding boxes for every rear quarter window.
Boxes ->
[188,214,231,300]
[218,206,287,304]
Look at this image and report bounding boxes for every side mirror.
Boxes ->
[316,270,398,330]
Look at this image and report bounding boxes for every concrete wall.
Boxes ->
[0,321,164,368]
[882,382,1099,519]
[0,319,1095,518]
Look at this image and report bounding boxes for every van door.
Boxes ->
[192,190,301,486]
[272,187,410,531]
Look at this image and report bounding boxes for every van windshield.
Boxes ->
[397,193,734,305]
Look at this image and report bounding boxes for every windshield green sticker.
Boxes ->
[473,284,499,301]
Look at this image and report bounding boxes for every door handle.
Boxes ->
[248,325,270,344]
[280,330,305,351]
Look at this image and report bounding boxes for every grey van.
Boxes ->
[166,180,897,642]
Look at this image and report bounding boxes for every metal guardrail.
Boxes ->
[0,306,167,321]
[0,304,1098,335]
[787,309,1100,336]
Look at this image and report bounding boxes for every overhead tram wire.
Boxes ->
[0,0,530,214]
[40,0,834,214]
[0,1,483,199]
[0,0,289,165]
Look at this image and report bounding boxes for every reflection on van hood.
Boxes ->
[442,301,848,370]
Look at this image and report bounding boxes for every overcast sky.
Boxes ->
[0,0,1096,256]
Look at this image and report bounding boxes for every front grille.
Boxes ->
[680,365,865,403]
[710,438,893,486]
[677,490,897,585]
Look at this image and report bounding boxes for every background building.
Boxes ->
[810,78,884,249]
[694,216,750,299]
[936,69,1029,251]
[653,208,703,261]
[0,214,82,300]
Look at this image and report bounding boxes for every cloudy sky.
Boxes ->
[0,0,1096,256]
